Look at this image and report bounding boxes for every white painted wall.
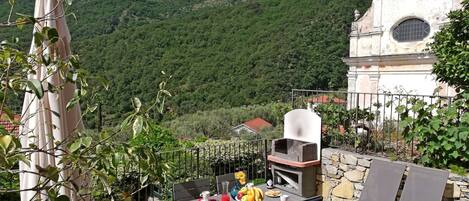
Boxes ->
[378,72,437,95]
[350,0,461,57]
[346,0,460,97]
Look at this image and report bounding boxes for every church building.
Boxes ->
[343,0,461,96]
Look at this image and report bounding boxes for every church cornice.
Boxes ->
[342,53,436,66]
[350,30,383,37]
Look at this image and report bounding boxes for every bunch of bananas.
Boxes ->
[237,185,264,201]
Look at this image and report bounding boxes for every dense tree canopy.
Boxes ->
[431,0,469,91]
[0,0,371,125]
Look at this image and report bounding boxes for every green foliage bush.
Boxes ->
[130,123,179,151]
[313,102,374,132]
[397,93,469,170]
[396,1,469,173]
[430,0,469,91]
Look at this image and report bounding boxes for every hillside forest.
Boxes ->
[0,0,371,130]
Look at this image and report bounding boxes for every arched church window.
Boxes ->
[392,18,430,42]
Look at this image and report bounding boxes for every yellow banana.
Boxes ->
[246,188,255,201]
[252,187,264,201]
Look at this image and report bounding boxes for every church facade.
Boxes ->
[343,0,462,96]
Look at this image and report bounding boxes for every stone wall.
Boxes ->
[317,148,469,201]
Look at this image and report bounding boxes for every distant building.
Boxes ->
[0,113,20,135]
[307,95,346,105]
[343,0,461,97]
[232,117,273,134]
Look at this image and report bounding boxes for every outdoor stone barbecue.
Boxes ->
[268,109,322,198]
[271,138,318,162]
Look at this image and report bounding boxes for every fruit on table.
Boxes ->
[237,191,244,200]
[252,187,264,201]
[237,186,264,201]
[235,171,247,185]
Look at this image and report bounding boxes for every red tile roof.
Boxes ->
[0,113,20,135]
[307,95,346,104]
[243,118,272,133]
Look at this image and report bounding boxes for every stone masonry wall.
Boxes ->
[316,148,469,201]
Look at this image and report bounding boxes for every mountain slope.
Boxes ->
[0,0,371,125]
[75,0,370,118]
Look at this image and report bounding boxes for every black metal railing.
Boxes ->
[291,89,454,161]
[1,139,269,201]
[98,139,269,200]
[160,139,269,197]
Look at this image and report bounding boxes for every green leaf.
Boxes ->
[430,119,441,130]
[47,29,59,43]
[44,27,59,43]
[132,116,143,137]
[0,135,13,149]
[100,131,109,140]
[160,89,172,97]
[82,137,92,148]
[66,96,80,111]
[33,32,44,47]
[460,131,468,140]
[47,167,59,182]
[37,165,59,182]
[0,126,7,137]
[396,105,406,113]
[449,151,460,159]
[64,0,73,5]
[133,97,142,112]
[443,143,452,151]
[47,189,58,200]
[27,79,44,99]
[69,140,81,153]
[454,141,463,149]
[15,17,25,29]
[461,113,469,124]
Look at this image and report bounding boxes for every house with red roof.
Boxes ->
[0,113,20,135]
[307,95,346,105]
[232,117,273,134]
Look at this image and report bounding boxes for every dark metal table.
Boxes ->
[191,184,321,201]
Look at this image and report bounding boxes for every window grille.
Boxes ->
[392,18,430,42]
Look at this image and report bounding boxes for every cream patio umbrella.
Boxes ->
[19,0,85,200]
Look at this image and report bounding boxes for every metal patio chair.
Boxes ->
[173,178,210,201]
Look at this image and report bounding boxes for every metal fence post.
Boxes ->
[291,90,295,109]
[196,147,200,178]
[263,139,268,180]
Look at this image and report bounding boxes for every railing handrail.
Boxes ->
[291,89,455,99]
[154,138,267,155]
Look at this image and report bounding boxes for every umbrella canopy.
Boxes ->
[19,0,84,200]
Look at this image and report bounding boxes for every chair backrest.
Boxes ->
[399,166,449,201]
[216,173,236,194]
[359,159,406,201]
[173,178,210,201]
[215,171,248,194]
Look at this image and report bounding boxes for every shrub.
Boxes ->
[430,0,469,91]
[396,1,469,172]
[397,93,469,169]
